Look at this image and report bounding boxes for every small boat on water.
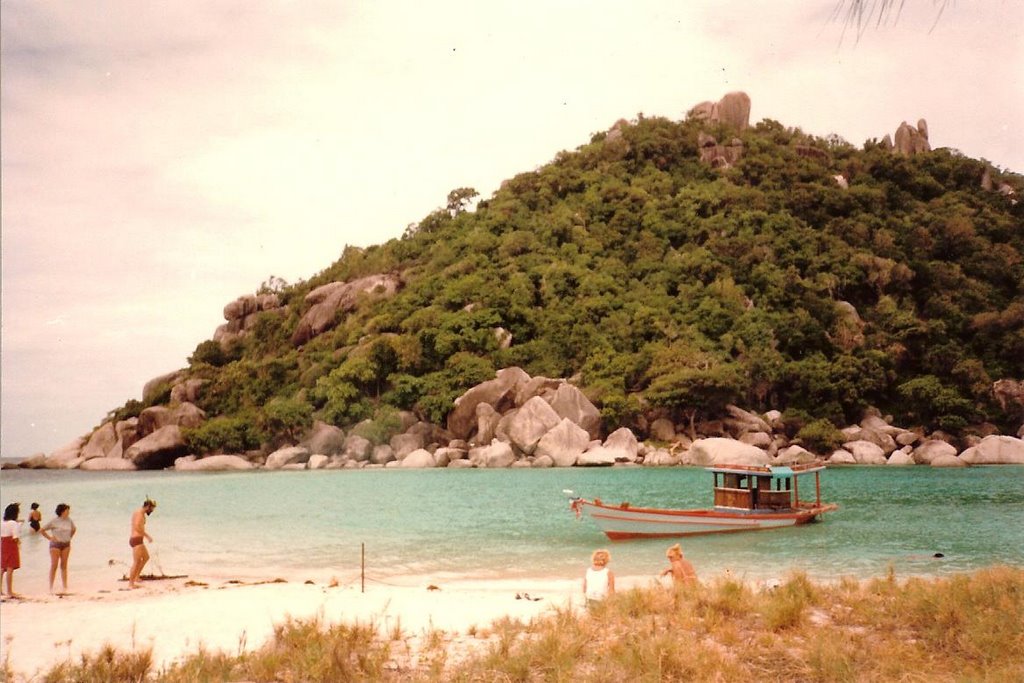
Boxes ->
[567,461,838,540]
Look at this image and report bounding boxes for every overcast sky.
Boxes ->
[2,1,1022,458]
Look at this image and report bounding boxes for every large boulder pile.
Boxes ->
[19,363,1024,473]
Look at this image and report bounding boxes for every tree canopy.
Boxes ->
[165,113,1021,452]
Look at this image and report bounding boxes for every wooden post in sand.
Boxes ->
[361,542,365,593]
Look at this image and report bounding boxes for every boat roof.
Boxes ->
[706,462,827,478]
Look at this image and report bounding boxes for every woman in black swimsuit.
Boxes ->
[28,503,41,533]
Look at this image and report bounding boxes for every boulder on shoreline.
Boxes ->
[35,358,1024,474]
[174,454,254,471]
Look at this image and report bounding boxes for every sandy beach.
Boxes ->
[0,572,656,680]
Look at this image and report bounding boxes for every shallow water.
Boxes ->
[1,465,1022,594]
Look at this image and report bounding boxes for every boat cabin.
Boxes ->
[710,462,826,512]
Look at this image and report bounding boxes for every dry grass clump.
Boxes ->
[38,644,153,683]
[29,566,1024,682]
[447,566,1024,682]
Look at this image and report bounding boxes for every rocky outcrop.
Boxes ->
[343,435,373,462]
[37,350,1024,473]
[470,441,516,468]
[843,440,887,465]
[724,405,771,436]
[474,403,501,446]
[504,396,562,455]
[81,422,118,460]
[370,445,396,466]
[18,453,49,469]
[893,119,931,155]
[774,445,816,466]
[603,427,640,462]
[688,438,769,467]
[124,425,189,470]
[687,91,751,130]
[401,449,436,468]
[697,132,744,169]
[45,437,86,468]
[930,453,967,468]
[959,435,1024,464]
[215,293,285,348]
[265,445,310,470]
[301,421,346,456]
[142,371,184,405]
[448,367,529,439]
[832,301,866,352]
[138,403,205,437]
[535,418,592,467]
[546,384,601,439]
[577,445,617,467]
[290,273,401,346]
[887,450,916,466]
[79,457,137,471]
[912,439,957,465]
[174,454,255,471]
[390,433,425,459]
[170,378,206,404]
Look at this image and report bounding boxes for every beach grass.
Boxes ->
[23,565,1024,682]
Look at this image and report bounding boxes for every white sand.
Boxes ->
[0,573,656,679]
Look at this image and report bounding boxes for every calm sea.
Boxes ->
[1,466,1021,595]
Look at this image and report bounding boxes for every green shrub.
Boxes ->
[350,405,403,445]
[183,415,261,454]
[796,418,845,454]
[258,396,313,442]
[107,398,144,423]
[189,339,228,367]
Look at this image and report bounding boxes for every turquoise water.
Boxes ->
[1,466,1021,594]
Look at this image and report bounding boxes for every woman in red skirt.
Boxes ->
[1,502,21,598]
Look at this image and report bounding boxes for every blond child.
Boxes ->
[660,543,697,585]
[583,548,615,606]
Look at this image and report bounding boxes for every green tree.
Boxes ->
[446,187,479,216]
[897,375,975,432]
[259,397,313,443]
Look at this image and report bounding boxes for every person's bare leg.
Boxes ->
[48,547,59,593]
[59,547,70,592]
[2,569,10,596]
[129,545,149,588]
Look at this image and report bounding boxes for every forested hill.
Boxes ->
[121,108,1024,454]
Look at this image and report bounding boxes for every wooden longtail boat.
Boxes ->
[567,461,838,540]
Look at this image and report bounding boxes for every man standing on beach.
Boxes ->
[128,499,156,589]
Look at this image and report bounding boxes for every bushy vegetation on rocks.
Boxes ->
[173,113,1022,451]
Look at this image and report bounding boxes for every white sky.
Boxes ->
[2,1,1022,458]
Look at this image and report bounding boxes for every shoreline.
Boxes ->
[0,572,598,680]
[4,564,1018,681]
